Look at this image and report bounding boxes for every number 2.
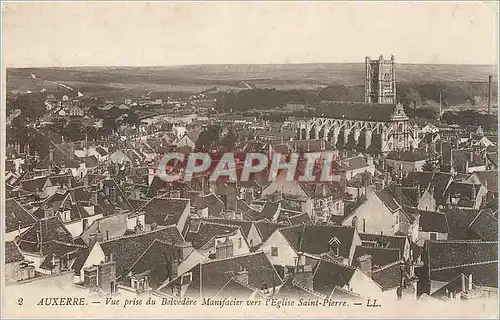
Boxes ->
[17,298,23,305]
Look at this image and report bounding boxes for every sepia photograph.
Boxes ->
[1,1,498,318]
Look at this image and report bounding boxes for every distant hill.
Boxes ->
[7,63,497,96]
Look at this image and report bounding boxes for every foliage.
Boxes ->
[7,93,47,120]
[195,125,222,151]
[220,130,238,151]
[441,110,497,132]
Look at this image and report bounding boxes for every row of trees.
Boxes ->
[195,125,238,151]
[441,110,497,132]
[213,81,496,115]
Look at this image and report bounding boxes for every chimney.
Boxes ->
[134,218,144,233]
[189,215,201,232]
[91,190,98,206]
[469,151,474,164]
[472,184,477,200]
[43,205,54,218]
[461,274,466,293]
[49,147,54,162]
[225,182,237,212]
[171,258,179,279]
[488,75,492,115]
[67,176,72,189]
[236,267,249,285]
[468,274,473,291]
[179,242,194,260]
[356,254,372,278]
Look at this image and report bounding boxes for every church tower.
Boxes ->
[365,54,396,104]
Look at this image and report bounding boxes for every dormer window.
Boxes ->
[329,237,341,256]
[60,210,71,222]
[181,272,192,285]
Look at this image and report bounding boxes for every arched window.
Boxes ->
[398,123,403,132]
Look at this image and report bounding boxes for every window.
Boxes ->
[173,285,181,297]
[249,239,253,247]
[271,247,278,257]
[430,232,437,240]
[181,272,192,285]
[238,238,242,249]
[329,237,341,256]
[362,219,366,233]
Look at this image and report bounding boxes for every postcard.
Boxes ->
[1,1,498,318]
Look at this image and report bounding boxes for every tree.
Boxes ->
[62,121,85,141]
[195,125,222,151]
[125,110,140,126]
[10,93,46,120]
[220,130,238,151]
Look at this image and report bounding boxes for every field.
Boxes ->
[7,63,497,97]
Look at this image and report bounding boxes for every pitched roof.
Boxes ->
[430,273,470,300]
[315,101,398,122]
[374,187,401,212]
[280,224,356,258]
[425,240,498,287]
[35,142,80,169]
[312,259,356,296]
[20,176,49,193]
[100,226,184,278]
[386,151,427,162]
[470,170,498,193]
[39,241,88,270]
[276,276,324,299]
[403,171,453,206]
[287,139,335,152]
[353,246,401,269]
[419,210,449,234]
[340,156,370,171]
[101,178,135,212]
[127,239,186,290]
[287,213,312,226]
[449,182,482,207]
[80,213,128,245]
[138,197,189,226]
[372,260,405,291]
[299,182,343,199]
[254,220,284,242]
[358,233,407,257]
[193,193,224,216]
[95,146,108,156]
[469,210,498,241]
[5,198,38,233]
[444,208,482,240]
[185,221,240,250]
[166,252,281,298]
[5,241,24,264]
[259,202,280,221]
[17,216,74,255]
[203,218,255,238]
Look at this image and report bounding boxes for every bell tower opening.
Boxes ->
[365,54,396,104]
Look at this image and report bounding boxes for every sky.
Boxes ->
[2,1,498,67]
